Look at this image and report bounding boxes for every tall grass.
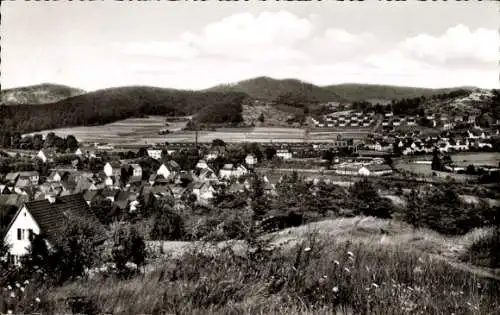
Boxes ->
[4,234,499,314]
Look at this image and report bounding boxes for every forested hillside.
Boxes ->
[1,83,85,105]
[208,76,345,104]
[325,83,475,102]
[0,86,248,134]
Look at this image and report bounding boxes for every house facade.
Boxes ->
[147,149,162,160]
[2,193,105,265]
[157,164,172,179]
[104,162,121,177]
[276,149,292,160]
[245,154,257,166]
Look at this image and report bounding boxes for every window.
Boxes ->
[17,228,22,240]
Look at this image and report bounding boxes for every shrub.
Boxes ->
[111,224,147,278]
[150,207,185,241]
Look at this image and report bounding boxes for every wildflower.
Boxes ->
[35,297,41,303]
[344,267,350,273]
[365,266,370,272]
[372,283,379,289]
[332,286,339,293]
[413,266,423,274]
[24,280,29,285]
[334,260,340,265]
[304,247,311,252]
[15,282,20,288]
[7,310,12,315]
[347,251,354,257]
[10,292,15,298]
[323,275,328,279]
[7,285,12,290]
[20,287,25,292]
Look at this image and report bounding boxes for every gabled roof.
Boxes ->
[107,161,121,168]
[15,178,31,189]
[13,193,107,244]
[83,189,101,202]
[19,171,39,178]
[168,160,180,170]
[222,163,234,170]
[5,172,19,182]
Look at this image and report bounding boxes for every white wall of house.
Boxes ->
[157,164,171,179]
[193,185,215,201]
[219,169,233,180]
[105,177,114,186]
[276,151,292,160]
[104,163,113,177]
[245,155,257,165]
[147,150,162,160]
[196,160,209,169]
[132,167,142,178]
[4,206,41,262]
[37,151,47,163]
[358,167,370,176]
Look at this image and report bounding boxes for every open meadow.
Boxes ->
[14,216,500,314]
[24,116,371,146]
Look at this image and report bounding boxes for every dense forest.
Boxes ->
[324,83,474,102]
[207,76,345,103]
[0,87,248,134]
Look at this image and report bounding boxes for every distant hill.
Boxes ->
[207,76,345,104]
[0,86,248,134]
[1,83,86,105]
[324,83,477,102]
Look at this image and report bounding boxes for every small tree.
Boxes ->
[25,217,103,285]
[150,203,185,241]
[431,149,441,171]
[264,147,277,160]
[258,113,265,123]
[212,139,226,147]
[112,225,146,278]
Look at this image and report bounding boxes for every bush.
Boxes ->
[150,207,185,241]
[111,224,147,278]
[22,217,103,285]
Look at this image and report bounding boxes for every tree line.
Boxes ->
[0,88,248,134]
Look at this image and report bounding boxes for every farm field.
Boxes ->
[403,152,500,168]
[24,116,187,145]
[26,116,371,146]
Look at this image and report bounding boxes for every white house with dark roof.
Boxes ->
[157,163,172,179]
[104,162,121,177]
[2,193,106,265]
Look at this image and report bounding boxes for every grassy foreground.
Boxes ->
[5,229,500,315]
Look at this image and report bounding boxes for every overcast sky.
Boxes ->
[1,1,498,91]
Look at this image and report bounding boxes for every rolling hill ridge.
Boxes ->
[324,83,478,102]
[1,83,86,105]
[207,76,346,103]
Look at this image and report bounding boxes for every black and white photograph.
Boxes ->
[0,0,499,314]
